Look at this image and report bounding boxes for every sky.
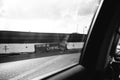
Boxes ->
[0,0,100,34]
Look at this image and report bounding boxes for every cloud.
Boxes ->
[0,0,3,7]
[0,0,99,19]
[0,0,101,33]
[77,0,99,16]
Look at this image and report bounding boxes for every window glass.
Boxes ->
[0,0,100,33]
[0,0,103,80]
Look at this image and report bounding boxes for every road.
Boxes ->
[0,53,81,80]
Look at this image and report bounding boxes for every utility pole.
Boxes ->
[4,45,9,53]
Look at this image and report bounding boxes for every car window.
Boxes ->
[0,0,103,80]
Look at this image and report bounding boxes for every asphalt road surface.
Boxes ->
[0,53,81,80]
